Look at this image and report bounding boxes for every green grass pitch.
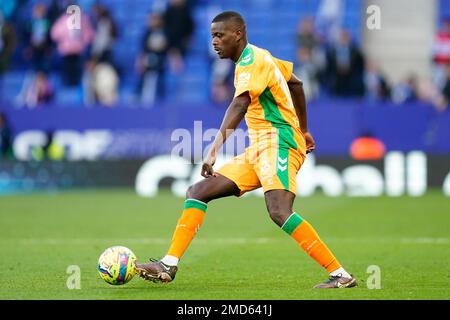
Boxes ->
[0,189,449,300]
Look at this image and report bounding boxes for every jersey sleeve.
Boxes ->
[234,62,267,98]
[272,57,294,82]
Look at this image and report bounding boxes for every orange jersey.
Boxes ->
[234,43,306,156]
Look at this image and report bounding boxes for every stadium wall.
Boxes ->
[362,0,436,83]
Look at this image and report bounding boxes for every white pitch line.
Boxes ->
[0,237,449,245]
[400,237,450,244]
[0,238,273,246]
[324,237,450,245]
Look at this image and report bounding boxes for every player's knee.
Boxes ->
[185,185,195,199]
[267,203,290,227]
[267,207,283,226]
[186,183,209,203]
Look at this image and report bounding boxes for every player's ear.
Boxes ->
[235,29,243,42]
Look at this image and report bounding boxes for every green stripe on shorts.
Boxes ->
[277,147,290,190]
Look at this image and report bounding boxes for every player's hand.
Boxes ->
[201,152,217,178]
[304,131,315,154]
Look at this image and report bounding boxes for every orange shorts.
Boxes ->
[217,143,305,196]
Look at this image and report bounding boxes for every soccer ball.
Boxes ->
[97,246,137,285]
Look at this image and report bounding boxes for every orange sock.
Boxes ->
[167,199,207,260]
[282,212,341,272]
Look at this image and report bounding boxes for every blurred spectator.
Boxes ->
[0,0,17,20]
[0,10,16,94]
[295,48,320,100]
[432,18,450,89]
[297,16,319,52]
[83,58,119,107]
[325,30,365,97]
[17,71,54,108]
[90,4,118,63]
[315,0,344,43]
[0,112,13,159]
[433,63,450,112]
[46,0,64,26]
[392,74,442,108]
[136,12,168,105]
[294,17,326,100]
[164,0,194,73]
[364,60,391,102]
[206,5,233,104]
[23,3,52,72]
[441,64,450,108]
[209,50,233,104]
[392,74,419,104]
[350,132,386,160]
[50,10,95,86]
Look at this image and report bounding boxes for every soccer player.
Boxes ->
[137,11,357,289]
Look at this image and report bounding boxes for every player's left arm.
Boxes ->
[201,92,251,178]
[287,73,315,154]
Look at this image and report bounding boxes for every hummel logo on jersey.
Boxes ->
[277,157,287,172]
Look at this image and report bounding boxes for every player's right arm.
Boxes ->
[287,73,315,154]
[201,92,251,178]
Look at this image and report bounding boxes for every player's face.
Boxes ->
[211,22,239,59]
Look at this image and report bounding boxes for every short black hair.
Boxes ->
[212,11,246,28]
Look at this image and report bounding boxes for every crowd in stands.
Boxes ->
[0,0,449,112]
[0,0,195,108]
[293,15,450,112]
[136,1,194,105]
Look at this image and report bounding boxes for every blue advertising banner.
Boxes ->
[2,100,450,160]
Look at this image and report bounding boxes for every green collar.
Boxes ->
[236,44,254,66]
[236,43,250,65]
